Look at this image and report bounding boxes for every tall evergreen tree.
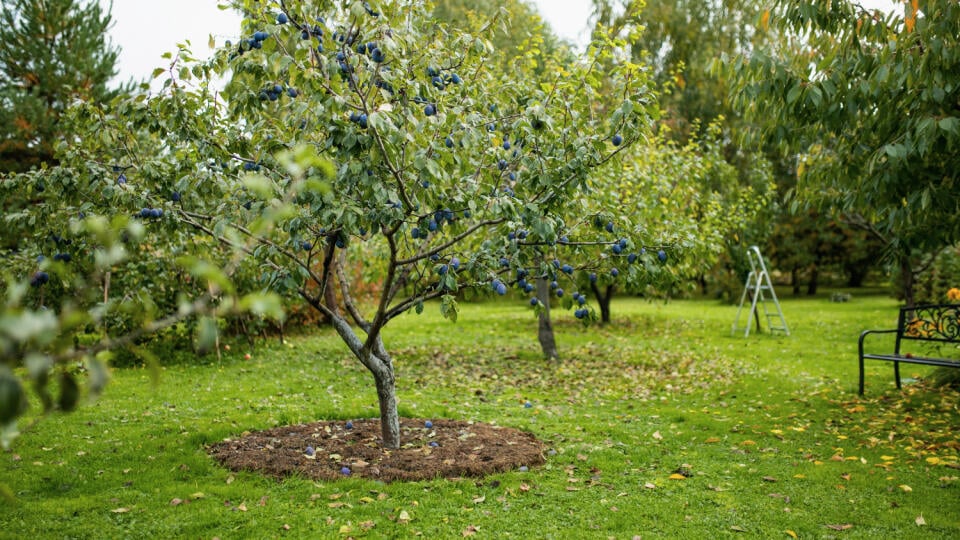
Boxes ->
[0,0,126,173]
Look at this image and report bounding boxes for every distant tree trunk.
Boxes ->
[536,277,558,360]
[792,267,801,296]
[590,282,615,324]
[807,265,819,296]
[845,263,869,287]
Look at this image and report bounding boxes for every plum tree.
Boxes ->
[7,0,654,450]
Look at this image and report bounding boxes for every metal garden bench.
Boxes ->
[858,304,960,395]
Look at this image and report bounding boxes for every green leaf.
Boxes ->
[440,295,460,323]
[938,117,959,136]
[786,83,802,105]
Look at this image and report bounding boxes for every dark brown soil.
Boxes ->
[208,418,545,483]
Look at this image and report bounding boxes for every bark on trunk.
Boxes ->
[318,259,341,326]
[371,355,400,449]
[328,314,401,448]
[536,277,559,360]
[321,274,340,323]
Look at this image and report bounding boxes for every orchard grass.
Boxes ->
[2,292,959,538]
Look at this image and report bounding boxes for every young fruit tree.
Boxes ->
[51,0,657,449]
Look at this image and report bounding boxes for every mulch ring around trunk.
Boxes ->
[208,418,545,482]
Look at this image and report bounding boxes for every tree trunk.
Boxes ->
[371,353,400,449]
[590,282,614,324]
[791,267,801,296]
[318,259,341,326]
[806,264,819,296]
[327,314,401,448]
[845,263,868,287]
[536,277,558,360]
[321,274,340,322]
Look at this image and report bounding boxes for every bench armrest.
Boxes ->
[858,328,898,357]
[858,328,899,396]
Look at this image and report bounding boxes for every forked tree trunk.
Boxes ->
[536,277,559,360]
[328,314,400,448]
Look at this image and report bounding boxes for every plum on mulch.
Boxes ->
[207,418,545,483]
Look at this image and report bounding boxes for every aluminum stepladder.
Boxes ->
[732,245,790,337]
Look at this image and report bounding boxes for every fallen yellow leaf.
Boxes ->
[704,437,721,443]
[916,514,926,526]
[398,510,411,523]
[926,457,941,465]
[899,484,913,492]
[786,530,798,539]
[669,473,687,480]
[881,455,896,461]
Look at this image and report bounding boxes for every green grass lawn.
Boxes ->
[2,291,958,538]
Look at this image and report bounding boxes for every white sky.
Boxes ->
[104,0,900,88]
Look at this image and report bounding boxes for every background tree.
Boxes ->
[730,0,960,306]
[0,0,131,254]
[766,209,884,295]
[589,0,796,297]
[433,0,567,63]
[591,0,765,143]
[0,0,128,172]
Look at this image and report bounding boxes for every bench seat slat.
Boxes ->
[860,353,960,368]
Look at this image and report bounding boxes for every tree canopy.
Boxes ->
[730,0,960,304]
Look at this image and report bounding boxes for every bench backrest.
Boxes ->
[897,304,960,348]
